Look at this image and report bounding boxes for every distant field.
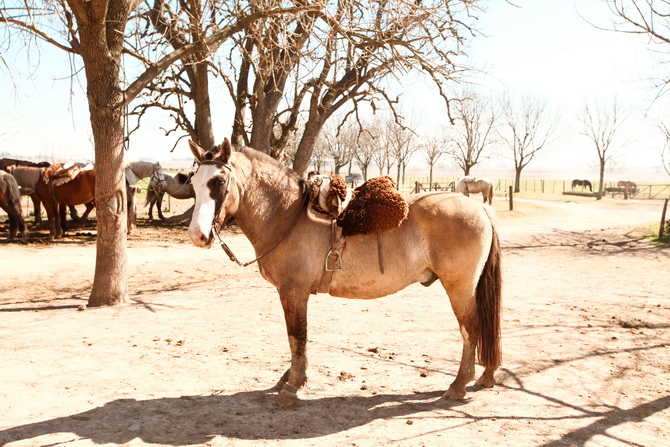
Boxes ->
[401,176,670,200]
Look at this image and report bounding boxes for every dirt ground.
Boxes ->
[0,195,669,447]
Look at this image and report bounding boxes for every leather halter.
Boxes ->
[206,162,308,268]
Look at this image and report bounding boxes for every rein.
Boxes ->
[209,164,309,268]
[212,193,309,268]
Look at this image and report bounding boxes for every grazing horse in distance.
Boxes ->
[0,170,28,241]
[571,179,593,192]
[186,139,502,407]
[455,176,494,204]
[617,180,637,190]
[145,172,195,220]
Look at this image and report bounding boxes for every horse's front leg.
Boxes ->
[157,192,165,220]
[276,289,310,407]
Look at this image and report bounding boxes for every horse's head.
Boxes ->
[187,139,237,248]
[151,162,167,192]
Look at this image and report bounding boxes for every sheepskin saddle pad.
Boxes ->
[307,173,352,221]
[337,176,408,237]
[307,174,409,237]
[46,162,94,188]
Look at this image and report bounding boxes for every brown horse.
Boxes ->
[187,139,503,407]
[0,171,28,241]
[34,165,96,239]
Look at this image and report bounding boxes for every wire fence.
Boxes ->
[400,176,670,199]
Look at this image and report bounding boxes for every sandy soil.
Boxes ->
[0,196,669,447]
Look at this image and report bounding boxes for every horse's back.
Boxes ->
[327,192,493,298]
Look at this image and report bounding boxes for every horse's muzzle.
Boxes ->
[189,227,215,249]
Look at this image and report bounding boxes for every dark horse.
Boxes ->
[571,179,593,192]
[0,171,28,241]
[1,157,50,225]
[187,139,503,407]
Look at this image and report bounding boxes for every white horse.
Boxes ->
[145,172,195,220]
[455,176,494,205]
[125,161,166,189]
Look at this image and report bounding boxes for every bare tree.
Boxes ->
[352,125,378,181]
[423,136,448,190]
[500,93,559,192]
[657,121,670,177]
[0,0,312,306]
[385,117,417,189]
[449,90,496,175]
[310,140,328,173]
[608,1,670,96]
[579,98,627,199]
[373,127,394,176]
[319,121,352,175]
[220,1,483,175]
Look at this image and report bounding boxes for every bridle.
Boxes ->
[150,163,167,193]
[204,162,308,268]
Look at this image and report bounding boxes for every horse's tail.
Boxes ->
[475,215,502,368]
[488,185,494,205]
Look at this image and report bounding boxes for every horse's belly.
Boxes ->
[327,266,429,299]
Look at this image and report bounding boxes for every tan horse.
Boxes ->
[455,176,494,204]
[187,139,502,407]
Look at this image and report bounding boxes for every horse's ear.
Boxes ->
[188,140,206,163]
[220,138,232,164]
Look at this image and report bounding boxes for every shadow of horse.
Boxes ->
[0,389,465,445]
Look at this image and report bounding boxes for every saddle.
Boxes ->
[306,174,409,293]
[307,174,408,236]
[45,162,94,188]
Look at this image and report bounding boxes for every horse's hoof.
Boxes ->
[475,373,496,388]
[277,384,299,407]
[442,386,467,400]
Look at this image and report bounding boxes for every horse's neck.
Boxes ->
[128,162,152,178]
[233,158,304,249]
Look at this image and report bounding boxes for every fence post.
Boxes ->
[660,198,669,240]
[509,186,514,211]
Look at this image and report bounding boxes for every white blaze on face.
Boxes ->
[188,164,221,248]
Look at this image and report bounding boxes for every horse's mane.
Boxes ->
[233,145,304,186]
[175,172,189,184]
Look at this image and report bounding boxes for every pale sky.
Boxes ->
[1,0,668,179]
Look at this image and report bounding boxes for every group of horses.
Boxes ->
[0,157,197,241]
[1,156,500,243]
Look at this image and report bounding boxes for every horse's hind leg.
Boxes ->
[276,288,310,407]
[441,282,478,400]
[81,201,95,220]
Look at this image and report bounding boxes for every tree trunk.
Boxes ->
[194,61,215,150]
[293,117,324,176]
[429,164,434,191]
[396,163,401,190]
[597,159,605,201]
[77,7,129,306]
[514,166,522,193]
